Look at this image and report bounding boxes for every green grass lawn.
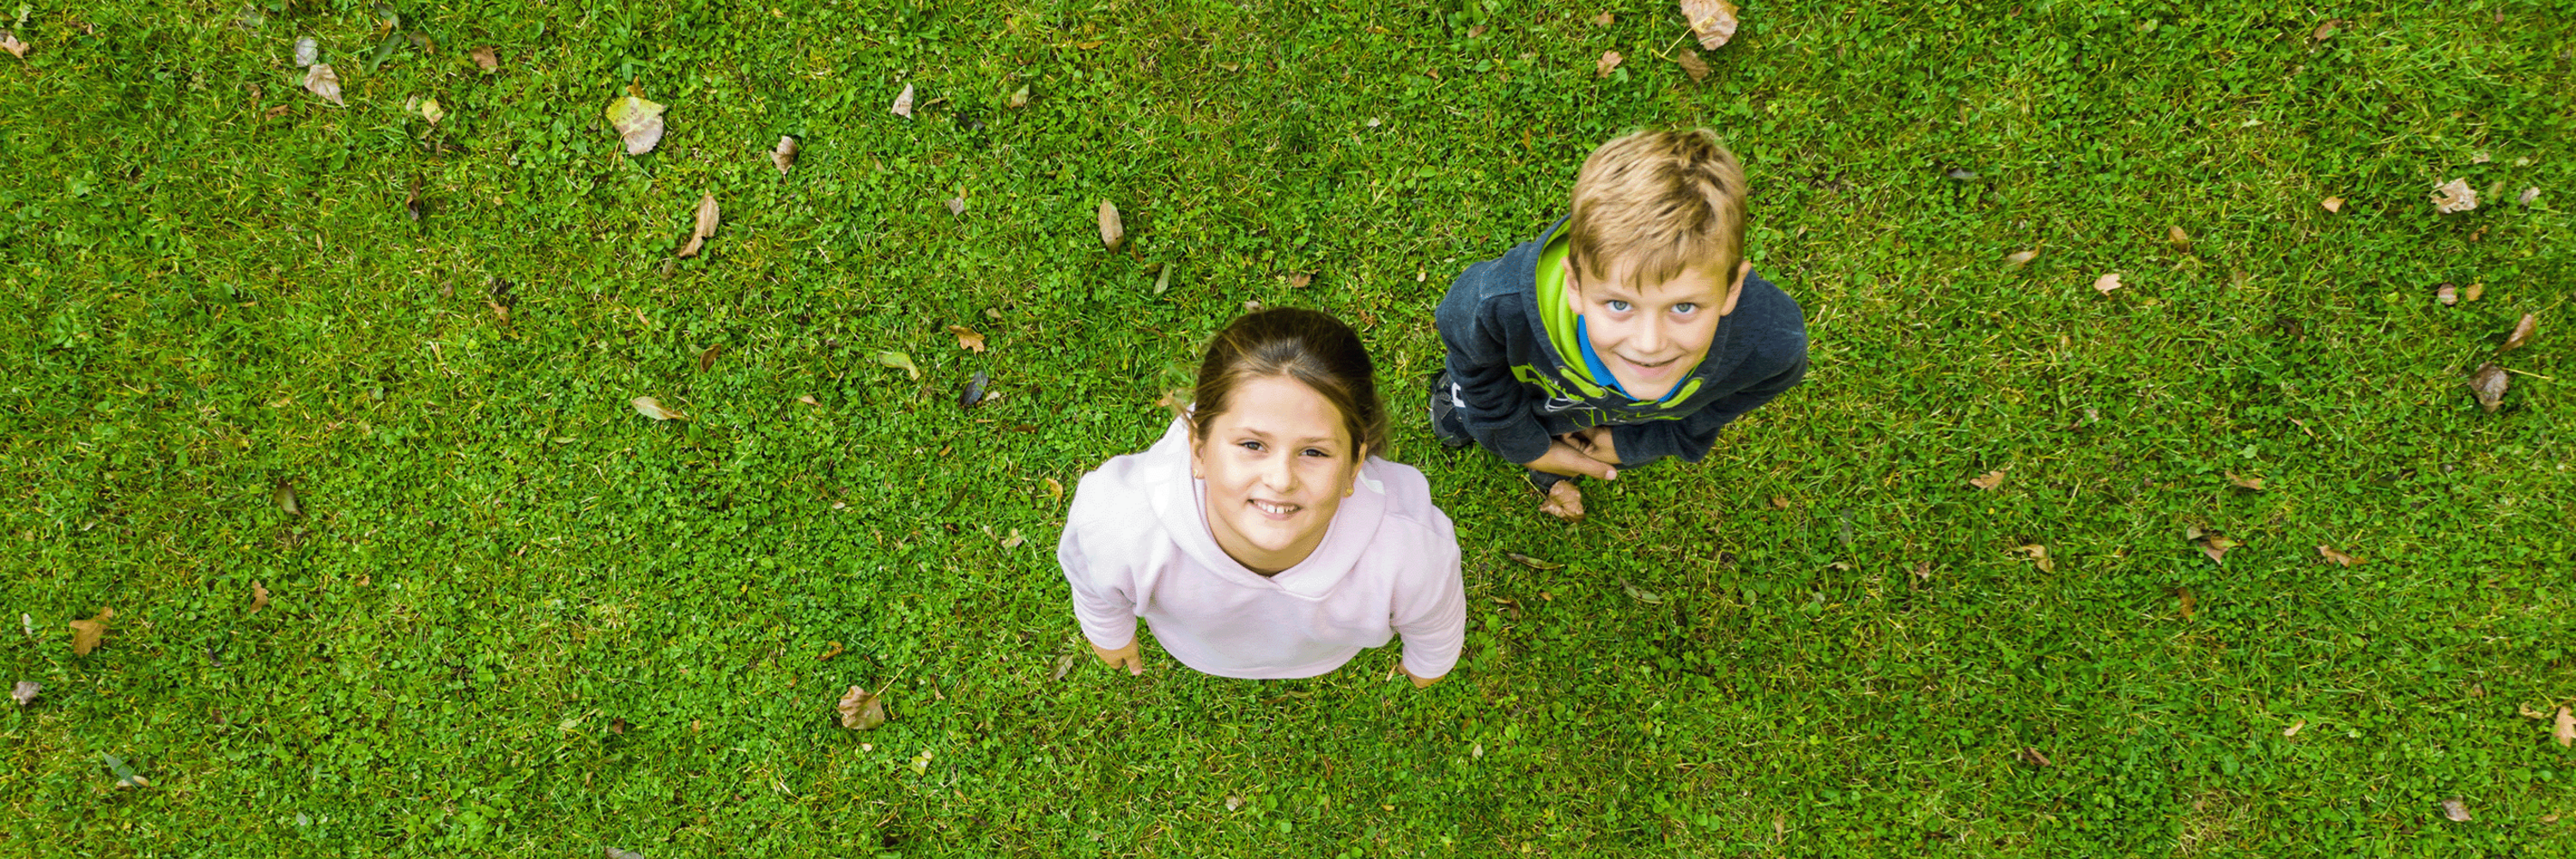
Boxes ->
[4,0,2572,855]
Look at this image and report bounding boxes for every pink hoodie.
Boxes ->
[1059,418,1467,679]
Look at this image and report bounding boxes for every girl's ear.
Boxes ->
[1345,443,1370,497]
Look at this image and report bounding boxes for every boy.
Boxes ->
[1431,129,1807,521]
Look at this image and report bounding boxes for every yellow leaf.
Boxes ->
[251,581,270,613]
[1097,199,1124,250]
[69,608,112,656]
[947,326,987,353]
[631,396,688,421]
[2320,196,2343,212]
[2317,545,2358,567]
[604,94,666,155]
[1968,466,2008,490]
[1595,50,1623,78]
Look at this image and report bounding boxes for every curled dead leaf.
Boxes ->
[1007,84,1031,108]
[797,394,819,406]
[959,371,990,409]
[470,45,497,71]
[1286,271,1314,289]
[2192,531,2239,564]
[1506,551,1564,570]
[9,679,35,706]
[631,396,687,422]
[251,581,270,613]
[2312,19,2340,41]
[771,136,799,175]
[1044,477,1063,501]
[945,195,966,216]
[1225,795,1245,812]
[698,345,722,373]
[836,685,889,730]
[2321,196,2344,213]
[2503,313,2536,350]
[872,350,920,380]
[274,481,301,516]
[2177,588,2196,620]
[2437,283,2458,306]
[2462,282,2484,302]
[2317,545,2358,567]
[2224,471,2264,490]
[948,325,987,353]
[605,93,666,155]
[419,97,443,125]
[2015,747,2051,767]
[2005,249,2039,269]
[1097,199,1125,251]
[891,82,914,118]
[303,64,343,105]
[2433,179,2477,214]
[2469,362,2508,413]
[817,641,844,661]
[1767,495,1789,509]
[2166,224,2190,249]
[69,608,112,656]
[1051,652,1078,681]
[2518,186,2541,206]
[677,193,719,259]
[1968,467,2008,490]
[1680,0,1742,50]
[1591,11,1614,26]
[2014,544,2054,574]
[1595,50,1623,78]
[293,37,317,67]
[2282,719,2305,737]
[2443,797,2472,823]
[2557,707,2574,747]
[2093,272,2123,295]
[1674,47,1710,81]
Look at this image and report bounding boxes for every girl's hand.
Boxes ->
[1389,661,1441,688]
[1092,640,1144,676]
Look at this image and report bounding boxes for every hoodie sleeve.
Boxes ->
[1390,521,1468,679]
[1610,352,1807,465]
[1436,267,1554,466]
[1058,492,1140,650]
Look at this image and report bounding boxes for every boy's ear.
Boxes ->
[1717,259,1751,315]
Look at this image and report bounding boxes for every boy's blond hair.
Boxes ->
[1564,129,1747,288]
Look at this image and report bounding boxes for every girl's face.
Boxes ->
[1191,375,1365,576]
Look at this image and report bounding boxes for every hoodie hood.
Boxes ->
[1137,418,1385,600]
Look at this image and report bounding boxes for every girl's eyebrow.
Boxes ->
[1234,425,1339,447]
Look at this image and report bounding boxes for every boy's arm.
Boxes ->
[1435,279,1554,465]
[1609,354,1807,465]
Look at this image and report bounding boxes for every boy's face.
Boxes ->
[1565,255,1751,399]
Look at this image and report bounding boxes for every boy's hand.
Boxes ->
[1527,440,1619,480]
[1388,661,1442,688]
[1092,640,1144,676]
[1569,426,1619,466]
[1537,480,1585,521]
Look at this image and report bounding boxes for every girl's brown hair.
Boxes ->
[1188,308,1388,460]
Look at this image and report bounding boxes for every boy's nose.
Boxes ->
[1633,320,1668,354]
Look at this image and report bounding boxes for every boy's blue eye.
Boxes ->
[1604,299,1631,313]
[1672,302,1698,314]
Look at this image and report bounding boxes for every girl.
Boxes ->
[1058,308,1465,685]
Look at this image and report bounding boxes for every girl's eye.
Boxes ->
[1604,299,1632,313]
[1671,302,1698,314]
[1302,448,1330,458]
[1239,440,1265,452]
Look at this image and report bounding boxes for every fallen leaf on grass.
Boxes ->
[1674,47,1710,81]
[1968,467,2008,490]
[1768,495,1790,509]
[1286,271,1314,289]
[872,350,920,380]
[274,481,301,516]
[630,396,687,421]
[816,642,844,661]
[470,46,497,71]
[999,527,1024,549]
[2437,283,2458,306]
[958,370,990,409]
[293,37,318,67]
[605,848,647,859]
[2443,797,2472,823]
[1680,0,1742,49]
[2166,225,2190,249]
[2321,196,2344,212]
[2005,249,2038,269]
[2224,471,2263,490]
[1225,795,1245,812]
[1619,578,1666,605]
[102,752,147,789]
[1152,263,1173,294]
[2518,186,2540,206]
[945,195,965,216]
[251,581,270,613]
[1505,551,1564,570]
[419,97,443,125]
[2469,362,2508,413]
[1044,478,1063,501]
[2014,544,2054,573]
[948,326,987,353]
[2432,179,2477,214]
[1595,50,1622,78]
[12,680,38,707]
[1910,560,1933,582]
[798,394,819,406]
[771,136,799,175]
[2282,719,2305,737]
[1590,11,1615,26]
[2503,313,2536,350]
[1467,25,1490,38]
[836,685,888,730]
[890,82,914,118]
[2556,707,2575,747]
[605,91,666,155]
[677,193,719,258]
[2177,588,2196,619]
[2015,747,2051,767]
[303,64,343,105]
[2093,272,2123,295]
[1097,199,1125,250]
[2312,19,2340,41]
[698,345,721,373]
[1,31,27,60]
[2462,283,2483,302]
[2318,545,2358,567]
[1052,653,1078,681]
[69,608,112,656]
[2189,527,2238,564]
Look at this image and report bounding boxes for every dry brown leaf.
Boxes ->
[2503,313,2536,350]
[2166,225,2190,249]
[2312,19,2340,41]
[1466,25,1489,38]
[605,92,665,155]
[1595,50,1623,78]
[631,396,687,422]
[1000,528,1025,549]
[948,325,987,353]
[470,46,498,71]
[419,98,444,125]
[2014,544,2054,573]
[0,31,27,59]
[1968,467,2008,490]
[798,394,819,406]
[1540,481,1585,521]
[2518,186,2541,205]
[891,82,914,118]
[2462,282,2484,302]
[1507,551,1564,570]
[2093,272,2123,295]
[1286,271,1314,289]
[2015,747,2051,767]
[676,193,720,259]
[2443,797,2472,823]
[2433,179,2477,214]
[1674,47,1710,81]
[2318,545,2358,567]
[251,581,270,613]
[303,64,343,106]
[1910,560,1933,582]
[69,608,112,656]
[1044,477,1064,502]
[1591,11,1615,26]
[2193,532,2239,564]
[945,195,965,216]
[836,685,888,730]
[1097,199,1124,250]
[2321,196,2344,213]
[817,641,844,661]
[2469,362,2508,413]
[1680,0,1742,50]
[1767,495,1790,509]
[9,679,36,707]
[2437,283,2458,306]
[2177,588,2196,620]
[2557,707,2575,748]
[771,136,799,175]
[2224,471,2264,490]
[2282,719,2306,737]
[1051,653,1078,681]
[2005,249,2039,269]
